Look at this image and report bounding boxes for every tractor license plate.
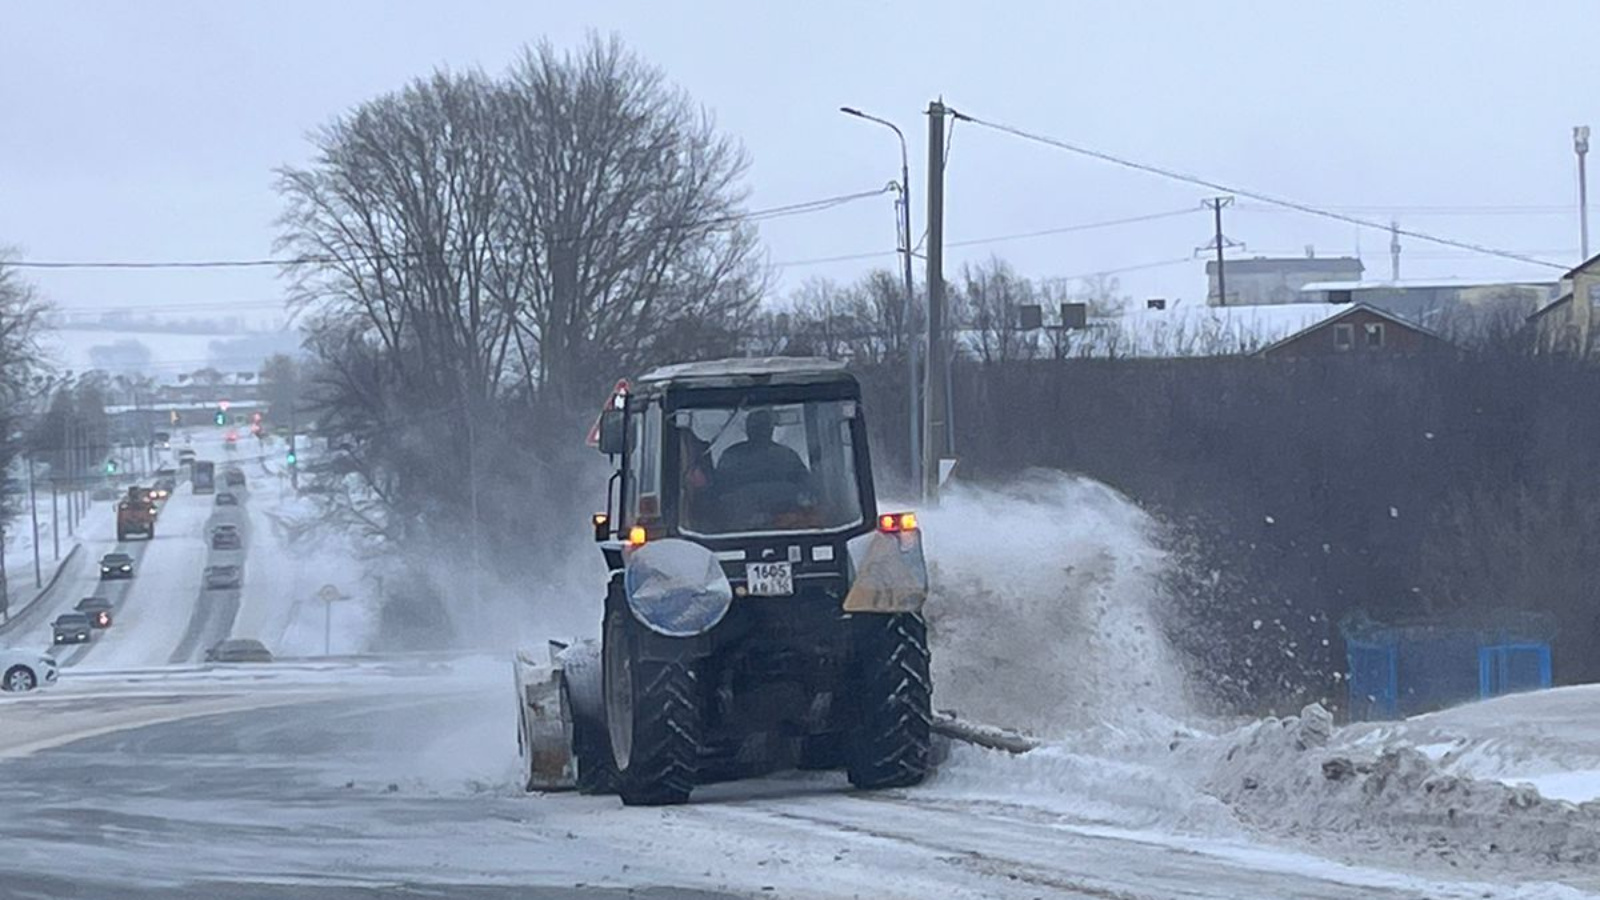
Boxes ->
[745,562,793,596]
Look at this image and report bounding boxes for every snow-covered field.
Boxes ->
[37,326,300,376]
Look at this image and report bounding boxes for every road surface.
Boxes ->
[0,658,1553,900]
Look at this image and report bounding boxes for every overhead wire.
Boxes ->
[950,109,1570,272]
[0,186,894,271]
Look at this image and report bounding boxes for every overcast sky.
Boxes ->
[3,0,1596,326]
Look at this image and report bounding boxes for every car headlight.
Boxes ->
[121,566,131,571]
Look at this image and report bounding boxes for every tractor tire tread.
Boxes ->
[847,613,933,790]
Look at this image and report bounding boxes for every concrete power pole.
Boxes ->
[1577,126,1591,260]
[923,99,949,504]
[1200,197,1239,305]
[1389,220,1402,282]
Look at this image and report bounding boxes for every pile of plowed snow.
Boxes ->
[1176,702,1600,872]
[1343,685,1600,805]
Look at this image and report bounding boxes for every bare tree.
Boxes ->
[274,36,765,604]
[258,353,305,423]
[494,36,764,402]
[0,259,46,411]
[0,259,47,526]
[956,257,1040,365]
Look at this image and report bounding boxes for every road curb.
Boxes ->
[0,544,84,637]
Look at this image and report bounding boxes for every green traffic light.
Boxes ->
[214,411,227,425]
[104,460,117,475]
[285,451,297,466]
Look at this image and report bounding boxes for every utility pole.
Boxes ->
[26,455,40,588]
[65,420,76,536]
[1199,197,1240,306]
[923,99,949,504]
[1389,220,1402,282]
[50,477,59,561]
[1577,126,1591,260]
[0,524,8,624]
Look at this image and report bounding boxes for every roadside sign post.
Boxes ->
[318,584,344,656]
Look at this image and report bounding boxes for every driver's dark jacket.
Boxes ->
[715,439,808,494]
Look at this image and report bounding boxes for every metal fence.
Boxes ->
[1342,612,1554,721]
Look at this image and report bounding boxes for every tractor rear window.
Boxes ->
[676,400,864,536]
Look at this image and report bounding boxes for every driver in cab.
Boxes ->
[714,409,809,526]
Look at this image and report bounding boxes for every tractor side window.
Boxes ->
[621,409,641,526]
[637,403,662,519]
[624,402,662,527]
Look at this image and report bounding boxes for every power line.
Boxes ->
[0,186,894,271]
[947,208,1197,251]
[1239,203,1574,216]
[1058,257,1195,280]
[773,207,1199,269]
[951,109,1569,272]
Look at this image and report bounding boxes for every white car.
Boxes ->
[0,649,58,692]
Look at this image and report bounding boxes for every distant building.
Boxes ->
[1301,278,1557,344]
[1205,256,1364,307]
[948,301,1452,361]
[1257,303,1452,359]
[1527,251,1600,355]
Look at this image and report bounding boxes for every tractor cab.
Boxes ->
[594,358,876,556]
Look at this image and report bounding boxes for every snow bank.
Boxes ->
[918,471,1191,741]
[1346,685,1600,804]
[1172,702,1600,872]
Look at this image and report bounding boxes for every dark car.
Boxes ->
[204,639,272,663]
[99,552,134,579]
[74,597,114,628]
[215,491,238,507]
[52,613,93,644]
[224,468,245,488]
[154,476,177,496]
[204,564,242,590]
[211,525,242,550]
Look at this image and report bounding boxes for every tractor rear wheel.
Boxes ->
[603,605,702,806]
[846,613,933,790]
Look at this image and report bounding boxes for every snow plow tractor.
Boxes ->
[516,358,933,806]
[116,486,157,541]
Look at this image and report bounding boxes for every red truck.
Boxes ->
[116,487,157,541]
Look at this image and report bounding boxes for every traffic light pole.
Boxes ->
[289,407,298,491]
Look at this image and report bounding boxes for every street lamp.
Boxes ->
[840,106,922,494]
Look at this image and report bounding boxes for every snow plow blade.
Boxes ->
[932,711,1041,755]
[513,642,576,792]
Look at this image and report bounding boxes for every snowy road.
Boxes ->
[0,658,1577,899]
